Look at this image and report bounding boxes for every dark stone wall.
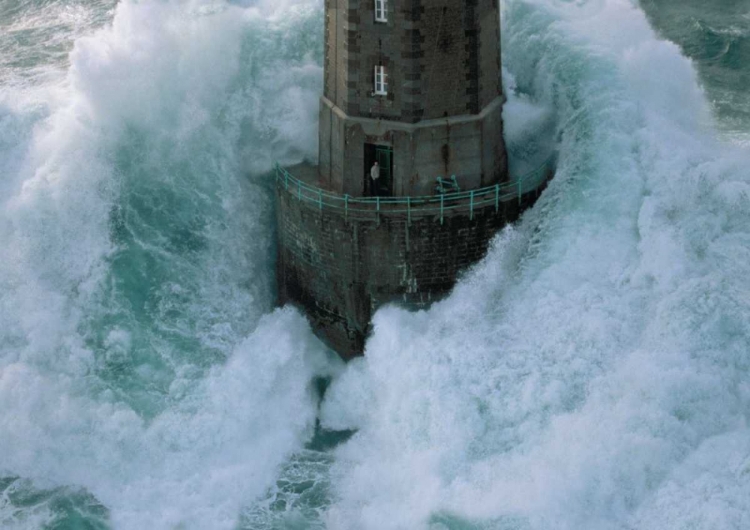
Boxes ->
[276,179,547,359]
[318,0,506,201]
[318,95,507,198]
[324,0,348,109]
[308,0,510,360]
[323,0,501,123]
[478,0,502,109]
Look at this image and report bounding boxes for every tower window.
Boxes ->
[374,65,388,96]
[375,0,388,22]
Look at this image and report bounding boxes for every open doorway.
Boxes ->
[364,143,393,197]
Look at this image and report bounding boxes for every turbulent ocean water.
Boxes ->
[1,0,749,528]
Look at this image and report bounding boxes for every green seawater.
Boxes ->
[641,0,750,142]
[1,0,749,528]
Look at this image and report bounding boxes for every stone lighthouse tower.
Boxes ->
[318,0,507,195]
[275,0,547,359]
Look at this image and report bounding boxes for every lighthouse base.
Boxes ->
[275,164,548,359]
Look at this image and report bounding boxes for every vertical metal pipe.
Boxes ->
[517,180,522,206]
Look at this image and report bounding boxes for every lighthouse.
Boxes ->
[275,0,550,359]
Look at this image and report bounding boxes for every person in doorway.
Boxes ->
[369,160,380,196]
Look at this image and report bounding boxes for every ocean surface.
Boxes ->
[1,0,749,528]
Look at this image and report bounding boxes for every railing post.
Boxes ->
[517,179,522,206]
[273,154,554,224]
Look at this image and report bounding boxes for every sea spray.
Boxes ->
[1,0,749,528]
[1,1,331,528]
[320,1,750,529]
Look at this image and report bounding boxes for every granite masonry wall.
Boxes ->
[319,0,507,198]
[276,180,547,359]
[318,97,507,196]
[323,0,501,121]
[293,0,515,359]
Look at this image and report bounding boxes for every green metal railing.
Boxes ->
[275,154,555,223]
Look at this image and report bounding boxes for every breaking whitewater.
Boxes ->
[1,0,749,528]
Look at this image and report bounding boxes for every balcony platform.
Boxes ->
[276,156,555,223]
[274,157,556,358]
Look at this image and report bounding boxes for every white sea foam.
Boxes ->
[0,309,330,528]
[2,0,749,528]
[0,0,329,528]
[321,0,750,529]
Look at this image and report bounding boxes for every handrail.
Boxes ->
[274,154,555,217]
